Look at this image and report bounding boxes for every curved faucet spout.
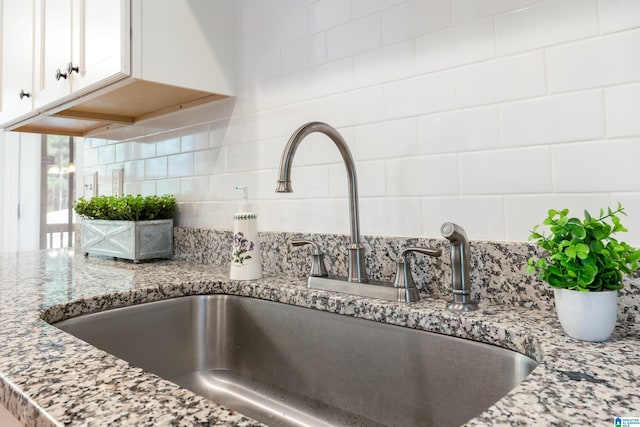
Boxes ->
[276,122,367,283]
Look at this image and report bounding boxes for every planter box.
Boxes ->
[81,219,173,263]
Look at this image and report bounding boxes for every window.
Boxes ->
[41,135,76,249]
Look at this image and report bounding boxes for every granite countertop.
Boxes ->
[0,249,638,426]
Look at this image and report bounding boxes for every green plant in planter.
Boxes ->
[74,194,177,221]
[526,203,640,292]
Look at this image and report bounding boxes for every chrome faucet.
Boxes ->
[441,222,479,311]
[276,122,367,283]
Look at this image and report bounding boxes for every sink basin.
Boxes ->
[53,295,537,426]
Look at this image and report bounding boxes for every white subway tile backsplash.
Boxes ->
[242,109,283,143]
[255,71,307,111]
[144,157,167,180]
[351,0,405,18]
[90,139,107,147]
[416,18,495,74]
[384,71,455,119]
[547,28,640,93]
[307,58,354,99]
[83,148,99,168]
[382,0,452,45]
[135,140,156,159]
[115,142,134,163]
[386,155,459,196]
[124,160,145,182]
[210,173,259,201]
[504,194,613,242]
[281,33,326,74]
[180,177,210,202]
[598,0,640,34]
[176,201,235,229]
[354,118,418,160]
[327,14,381,61]
[98,145,115,165]
[226,143,260,173]
[452,0,538,23]
[300,132,346,166]
[329,160,387,198]
[180,125,210,152]
[552,139,640,192]
[495,0,598,56]
[501,90,605,147]
[459,147,552,194]
[239,42,281,86]
[360,197,423,236]
[353,40,415,88]
[605,83,640,138]
[455,52,546,107]
[285,164,330,198]
[167,153,194,178]
[254,170,284,201]
[83,0,640,245]
[278,0,311,15]
[327,87,385,127]
[261,198,350,234]
[194,149,226,176]
[302,0,351,35]
[419,105,501,154]
[212,118,240,148]
[270,9,303,48]
[138,181,157,197]
[422,196,506,241]
[156,179,181,197]
[281,99,328,133]
[260,138,290,170]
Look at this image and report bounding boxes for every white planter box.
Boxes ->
[81,219,173,263]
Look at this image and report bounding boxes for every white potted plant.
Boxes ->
[74,194,176,263]
[527,204,640,342]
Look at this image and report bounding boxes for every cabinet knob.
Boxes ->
[55,68,68,80]
[19,89,31,99]
[67,62,79,75]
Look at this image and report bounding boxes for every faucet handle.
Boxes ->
[291,240,329,277]
[393,247,442,302]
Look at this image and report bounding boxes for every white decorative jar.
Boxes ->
[229,186,262,281]
[553,288,618,342]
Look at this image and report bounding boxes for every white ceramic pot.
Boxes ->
[553,288,618,342]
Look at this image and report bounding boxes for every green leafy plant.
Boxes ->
[526,203,640,292]
[74,195,177,221]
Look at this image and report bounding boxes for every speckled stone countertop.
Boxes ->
[0,249,639,426]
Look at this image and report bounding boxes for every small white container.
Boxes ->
[230,186,262,281]
[553,288,618,342]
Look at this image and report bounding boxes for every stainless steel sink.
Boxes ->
[53,295,537,427]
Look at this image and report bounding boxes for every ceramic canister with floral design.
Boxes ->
[230,186,262,280]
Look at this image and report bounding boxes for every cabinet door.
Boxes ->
[70,0,128,94]
[33,0,73,109]
[0,0,36,125]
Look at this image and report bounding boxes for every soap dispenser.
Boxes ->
[230,186,262,280]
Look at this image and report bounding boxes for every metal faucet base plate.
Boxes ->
[308,276,420,303]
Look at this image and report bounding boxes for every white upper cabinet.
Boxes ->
[71,0,128,94]
[1,0,236,137]
[34,0,74,108]
[0,0,36,124]
[33,0,128,110]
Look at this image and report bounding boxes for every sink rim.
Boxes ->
[41,286,544,364]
